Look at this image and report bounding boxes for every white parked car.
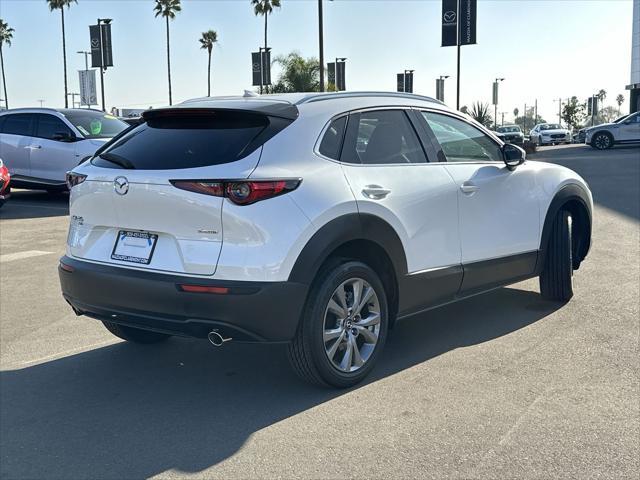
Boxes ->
[529,123,572,146]
[0,108,128,191]
[585,111,640,149]
[59,92,593,387]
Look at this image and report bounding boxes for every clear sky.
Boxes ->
[0,0,634,122]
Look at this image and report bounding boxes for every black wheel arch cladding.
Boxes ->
[538,183,592,271]
[288,213,407,286]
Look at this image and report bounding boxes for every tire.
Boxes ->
[102,320,171,344]
[591,132,613,150]
[539,210,574,301]
[288,261,389,388]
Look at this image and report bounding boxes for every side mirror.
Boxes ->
[502,143,525,170]
[53,131,76,142]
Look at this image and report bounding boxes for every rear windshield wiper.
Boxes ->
[98,153,135,169]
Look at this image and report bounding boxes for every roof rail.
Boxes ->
[1,107,60,113]
[296,91,445,106]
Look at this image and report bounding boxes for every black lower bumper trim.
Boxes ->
[59,256,308,343]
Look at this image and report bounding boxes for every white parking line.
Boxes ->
[0,250,54,263]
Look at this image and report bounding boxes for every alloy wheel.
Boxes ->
[322,277,381,373]
[594,134,611,149]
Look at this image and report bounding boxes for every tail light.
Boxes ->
[66,171,87,189]
[171,179,301,206]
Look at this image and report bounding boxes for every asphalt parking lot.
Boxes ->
[1,144,638,479]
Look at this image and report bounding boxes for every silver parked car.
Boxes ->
[0,108,128,192]
[529,123,572,146]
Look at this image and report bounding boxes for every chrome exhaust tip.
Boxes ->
[208,330,232,347]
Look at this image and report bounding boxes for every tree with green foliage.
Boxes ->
[199,30,218,97]
[251,0,281,94]
[597,89,607,105]
[0,19,14,109]
[47,0,77,108]
[561,96,585,130]
[469,101,492,127]
[154,0,182,105]
[615,94,624,114]
[270,52,319,93]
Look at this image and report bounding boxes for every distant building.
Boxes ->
[627,0,640,113]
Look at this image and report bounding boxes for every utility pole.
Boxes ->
[534,98,538,124]
[500,111,506,126]
[523,103,527,132]
[37,99,45,107]
[554,97,562,124]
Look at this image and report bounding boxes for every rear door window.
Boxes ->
[1,114,34,136]
[341,110,428,164]
[92,110,287,170]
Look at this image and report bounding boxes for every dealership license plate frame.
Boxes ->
[111,230,158,265]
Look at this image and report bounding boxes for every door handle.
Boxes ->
[362,185,391,199]
[24,145,42,150]
[460,182,479,195]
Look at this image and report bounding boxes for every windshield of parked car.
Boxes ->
[497,126,521,133]
[61,111,128,139]
[540,124,562,131]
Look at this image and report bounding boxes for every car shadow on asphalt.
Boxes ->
[0,190,69,220]
[0,287,562,479]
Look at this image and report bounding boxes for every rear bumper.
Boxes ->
[59,256,308,343]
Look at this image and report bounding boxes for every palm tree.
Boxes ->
[251,0,281,93]
[270,52,319,93]
[154,0,181,105]
[597,89,607,106]
[470,101,493,127]
[199,30,218,97]
[0,19,14,110]
[47,0,77,108]
[615,94,624,115]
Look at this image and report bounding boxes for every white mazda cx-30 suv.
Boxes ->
[59,92,593,387]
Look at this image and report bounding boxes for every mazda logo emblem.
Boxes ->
[114,176,129,195]
[443,10,457,23]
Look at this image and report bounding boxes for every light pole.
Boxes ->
[67,92,80,108]
[37,99,45,107]
[318,0,334,93]
[500,111,507,126]
[77,50,90,71]
[404,69,414,94]
[494,77,504,129]
[97,18,112,112]
[335,57,346,91]
[437,75,449,102]
[77,50,91,108]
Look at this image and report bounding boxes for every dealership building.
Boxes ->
[628,0,640,113]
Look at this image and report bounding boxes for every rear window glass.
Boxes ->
[92,111,271,170]
[1,114,33,136]
[62,111,127,139]
[319,116,347,160]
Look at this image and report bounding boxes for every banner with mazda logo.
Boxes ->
[441,0,458,47]
[441,0,476,47]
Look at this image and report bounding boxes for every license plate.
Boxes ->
[111,231,158,265]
